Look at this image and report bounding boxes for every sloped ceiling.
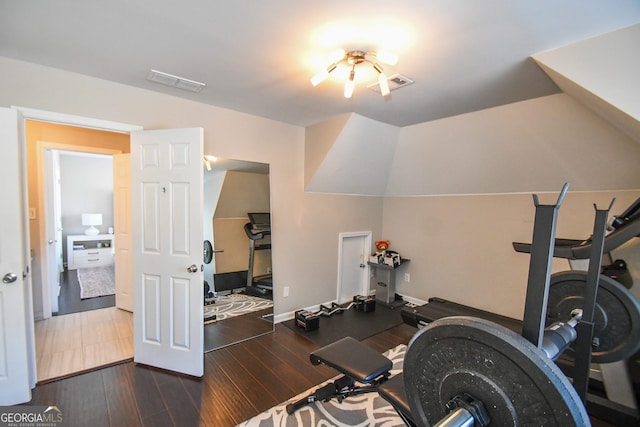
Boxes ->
[305,114,398,195]
[1,1,639,127]
[532,23,640,144]
[305,25,640,196]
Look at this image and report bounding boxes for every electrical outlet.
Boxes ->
[283,286,290,297]
[404,273,410,283]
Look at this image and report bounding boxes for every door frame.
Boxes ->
[336,231,372,303]
[38,142,123,317]
[11,106,142,370]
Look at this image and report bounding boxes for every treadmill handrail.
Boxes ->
[244,222,270,240]
[610,196,640,229]
[513,212,640,259]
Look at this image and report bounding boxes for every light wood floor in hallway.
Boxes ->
[35,307,133,382]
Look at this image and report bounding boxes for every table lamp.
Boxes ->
[82,213,102,236]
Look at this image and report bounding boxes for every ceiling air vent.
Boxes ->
[367,73,414,94]
[147,69,206,93]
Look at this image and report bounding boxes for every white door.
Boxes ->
[114,153,133,312]
[131,128,204,377]
[0,108,32,404]
[53,152,64,278]
[337,232,371,304]
[44,149,62,313]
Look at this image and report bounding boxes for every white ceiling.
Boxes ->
[1,1,639,127]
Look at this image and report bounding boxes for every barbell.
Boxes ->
[404,316,591,427]
[546,270,640,364]
[403,287,634,426]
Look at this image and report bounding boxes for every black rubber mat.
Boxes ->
[282,302,404,346]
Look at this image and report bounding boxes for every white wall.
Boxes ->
[388,94,640,195]
[59,154,113,264]
[383,190,640,319]
[2,56,639,322]
[0,56,383,316]
[203,170,225,285]
[214,171,270,218]
[305,113,399,195]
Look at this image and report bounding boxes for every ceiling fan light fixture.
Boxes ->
[311,49,398,99]
[328,48,347,63]
[310,63,338,86]
[378,73,390,97]
[344,68,355,98]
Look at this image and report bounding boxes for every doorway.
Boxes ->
[337,232,372,304]
[26,120,134,381]
[53,150,115,316]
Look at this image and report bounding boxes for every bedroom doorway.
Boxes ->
[52,150,115,316]
[27,120,134,382]
[43,149,117,316]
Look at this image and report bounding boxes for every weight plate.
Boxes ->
[404,316,589,427]
[203,240,213,264]
[547,271,640,363]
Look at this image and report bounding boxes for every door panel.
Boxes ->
[338,233,371,304]
[0,108,32,404]
[44,149,60,314]
[132,128,203,377]
[171,278,190,348]
[114,153,133,312]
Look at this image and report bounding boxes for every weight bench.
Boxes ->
[287,317,589,426]
[285,333,487,427]
[285,336,394,415]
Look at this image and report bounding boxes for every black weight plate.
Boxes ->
[203,240,213,264]
[404,316,589,427]
[547,271,640,363]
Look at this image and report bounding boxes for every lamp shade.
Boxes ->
[82,213,102,226]
[82,213,102,236]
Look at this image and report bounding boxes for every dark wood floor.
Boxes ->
[204,308,273,352]
[23,322,618,427]
[23,322,415,426]
[56,269,114,316]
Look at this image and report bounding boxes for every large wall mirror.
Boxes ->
[202,156,273,352]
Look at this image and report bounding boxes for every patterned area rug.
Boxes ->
[204,293,273,324]
[237,344,407,427]
[77,265,115,299]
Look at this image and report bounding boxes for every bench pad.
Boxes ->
[310,337,392,383]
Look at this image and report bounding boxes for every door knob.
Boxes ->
[2,273,18,284]
[187,264,198,273]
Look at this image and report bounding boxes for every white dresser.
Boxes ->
[66,234,115,270]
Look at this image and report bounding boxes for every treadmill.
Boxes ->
[403,197,640,328]
[244,212,272,295]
